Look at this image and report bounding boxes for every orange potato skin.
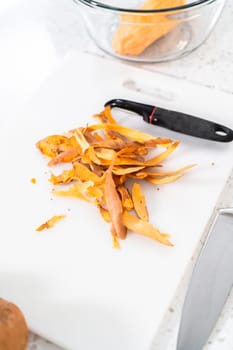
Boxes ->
[0,298,28,350]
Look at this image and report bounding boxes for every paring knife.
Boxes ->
[105,99,233,142]
[177,208,233,350]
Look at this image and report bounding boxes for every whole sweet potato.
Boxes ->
[0,298,28,350]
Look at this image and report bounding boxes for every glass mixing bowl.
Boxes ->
[73,0,226,63]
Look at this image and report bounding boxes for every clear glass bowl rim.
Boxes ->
[73,0,219,13]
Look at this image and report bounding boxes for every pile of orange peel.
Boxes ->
[36,106,194,248]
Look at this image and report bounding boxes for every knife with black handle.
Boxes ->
[105,99,233,142]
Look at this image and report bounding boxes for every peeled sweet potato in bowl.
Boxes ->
[74,0,226,62]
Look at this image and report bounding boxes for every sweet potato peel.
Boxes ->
[132,183,149,222]
[122,211,172,246]
[36,215,66,231]
[36,108,194,247]
[105,160,127,240]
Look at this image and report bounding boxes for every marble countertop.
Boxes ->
[0,0,232,349]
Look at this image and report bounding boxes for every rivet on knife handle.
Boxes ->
[105,99,233,142]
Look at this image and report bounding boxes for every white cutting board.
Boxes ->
[0,52,233,350]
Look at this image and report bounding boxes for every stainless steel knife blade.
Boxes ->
[177,208,233,350]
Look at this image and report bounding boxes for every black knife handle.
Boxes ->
[149,107,233,142]
[105,99,233,143]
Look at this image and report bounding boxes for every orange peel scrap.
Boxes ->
[132,183,149,221]
[36,215,66,232]
[36,107,194,248]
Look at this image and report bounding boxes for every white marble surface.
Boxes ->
[0,0,233,349]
